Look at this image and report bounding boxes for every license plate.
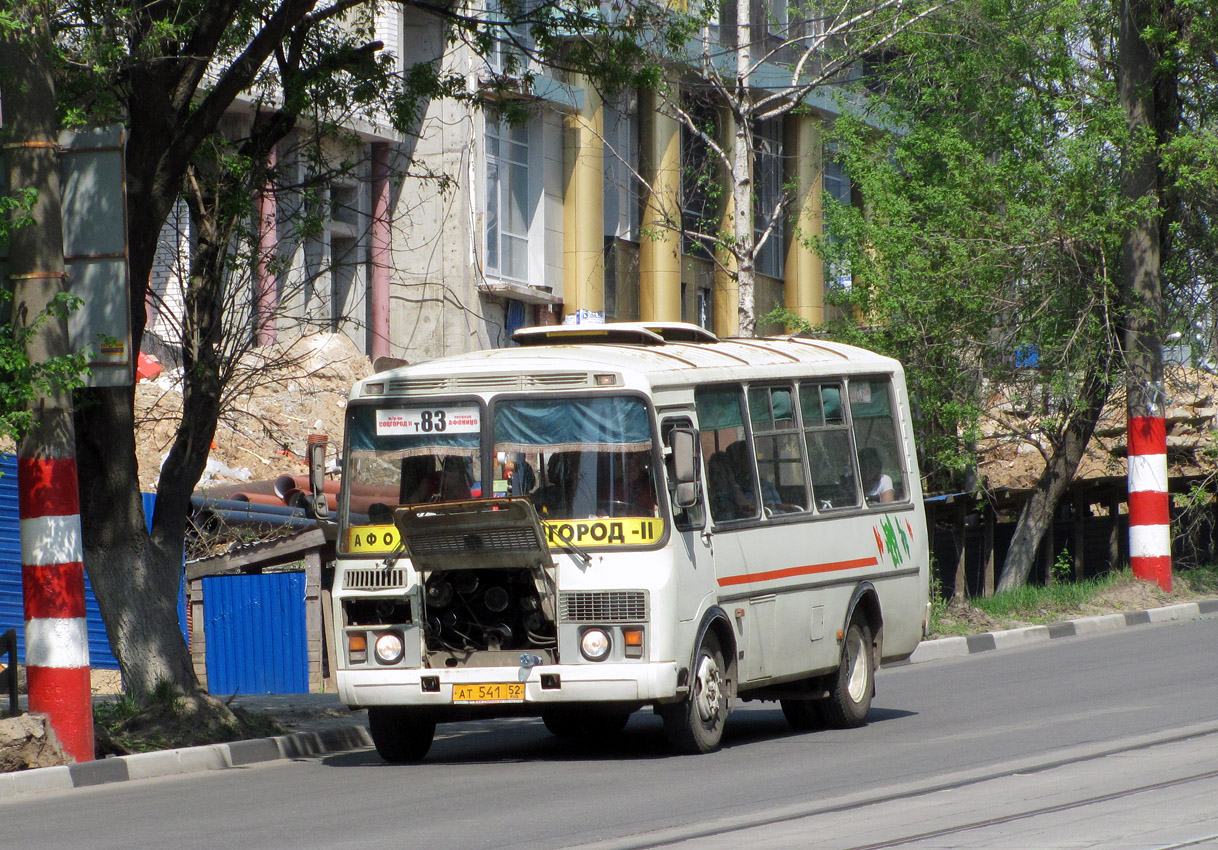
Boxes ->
[452,682,525,704]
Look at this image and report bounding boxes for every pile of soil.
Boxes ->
[0,714,70,771]
[136,333,374,492]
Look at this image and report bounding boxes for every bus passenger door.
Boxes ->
[661,416,715,623]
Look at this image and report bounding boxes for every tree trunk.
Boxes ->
[74,389,198,696]
[1118,0,1165,410]
[733,0,756,338]
[996,360,1113,591]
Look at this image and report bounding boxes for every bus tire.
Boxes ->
[368,707,436,763]
[821,616,874,729]
[662,633,729,754]
[780,698,824,731]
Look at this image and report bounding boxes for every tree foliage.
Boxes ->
[805,0,1218,590]
[816,0,1125,490]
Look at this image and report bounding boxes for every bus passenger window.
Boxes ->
[748,385,809,514]
[695,385,760,523]
[801,383,859,510]
[848,378,907,503]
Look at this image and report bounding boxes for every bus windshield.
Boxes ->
[493,395,658,520]
[343,395,659,527]
[345,401,484,525]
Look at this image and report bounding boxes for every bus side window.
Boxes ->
[801,383,860,510]
[662,418,705,531]
[695,385,761,523]
[847,377,907,504]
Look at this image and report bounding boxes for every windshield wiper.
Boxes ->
[383,540,407,571]
[555,536,591,567]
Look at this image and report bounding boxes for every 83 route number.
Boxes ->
[376,404,480,436]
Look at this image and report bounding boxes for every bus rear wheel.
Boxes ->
[368,707,436,763]
[662,633,729,754]
[821,616,874,729]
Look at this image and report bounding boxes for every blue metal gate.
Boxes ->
[202,572,308,695]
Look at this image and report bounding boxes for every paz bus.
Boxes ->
[315,322,930,761]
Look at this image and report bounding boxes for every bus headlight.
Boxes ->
[374,632,404,665]
[580,628,611,661]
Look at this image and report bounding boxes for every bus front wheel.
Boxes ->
[821,616,874,729]
[368,707,436,763]
[662,633,729,754]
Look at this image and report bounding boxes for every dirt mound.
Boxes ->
[0,714,71,771]
[137,333,374,491]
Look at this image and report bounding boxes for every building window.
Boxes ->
[487,0,536,75]
[823,148,852,289]
[765,0,788,37]
[754,118,784,278]
[697,286,712,330]
[486,118,531,283]
[603,94,639,242]
[681,98,720,259]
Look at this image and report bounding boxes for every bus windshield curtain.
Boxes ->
[494,396,652,453]
[348,405,480,455]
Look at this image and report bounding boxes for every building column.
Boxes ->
[639,88,682,322]
[370,143,392,361]
[563,77,605,323]
[784,113,824,328]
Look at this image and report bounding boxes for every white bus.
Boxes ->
[317,322,930,761]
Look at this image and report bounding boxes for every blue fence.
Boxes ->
[203,572,308,695]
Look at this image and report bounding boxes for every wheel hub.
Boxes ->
[694,654,723,723]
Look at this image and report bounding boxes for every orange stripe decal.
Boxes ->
[717,556,879,587]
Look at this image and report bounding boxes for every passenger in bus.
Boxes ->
[532,452,574,516]
[407,455,474,503]
[860,447,895,503]
[621,451,656,516]
[726,440,781,510]
[708,451,754,520]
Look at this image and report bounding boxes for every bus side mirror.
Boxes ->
[308,440,330,519]
[670,428,700,509]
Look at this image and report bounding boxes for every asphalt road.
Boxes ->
[7,616,1218,850]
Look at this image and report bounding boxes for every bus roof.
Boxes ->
[352,324,902,399]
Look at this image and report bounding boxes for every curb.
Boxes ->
[4,597,1217,798]
[0,724,371,800]
[902,598,1218,665]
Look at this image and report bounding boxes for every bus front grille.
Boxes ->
[344,568,409,590]
[560,591,648,623]
[409,527,540,554]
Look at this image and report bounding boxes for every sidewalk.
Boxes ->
[3,597,1216,799]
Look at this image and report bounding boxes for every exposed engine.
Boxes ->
[422,568,556,654]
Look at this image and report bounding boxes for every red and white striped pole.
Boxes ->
[19,451,94,762]
[2,15,94,762]
[1127,409,1172,592]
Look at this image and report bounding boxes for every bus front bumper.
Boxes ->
[338,662,680,708]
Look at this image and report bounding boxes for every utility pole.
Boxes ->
[1,4,94,761]
[1118,0,1171,592]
